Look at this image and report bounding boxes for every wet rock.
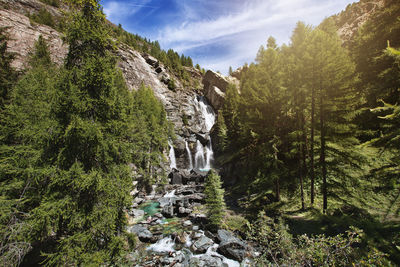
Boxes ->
[127,224,154,243]
[170,171,183,184]
[128,209,145,218]
[189,254,224,267]
[162,205,174,218]
[216,230,247,262]
[158,197,176,208]
[191,236,214,254]
[178,207,192,216]
[183,220,193,227]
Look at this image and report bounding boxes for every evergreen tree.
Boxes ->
[0,35,58,267]
[0,27,16,108]
[27,1,139,264]
[204,170,226,230]
[305,19,362,213]
[351,1,400,141]
[370,46,400,188]
[283,21,312,209]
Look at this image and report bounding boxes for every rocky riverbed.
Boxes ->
[126,170,256,267]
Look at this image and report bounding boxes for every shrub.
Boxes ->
[39,0,60,8]
[246,211,389,266]
[29,8,55,28]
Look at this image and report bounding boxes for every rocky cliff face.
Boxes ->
[0,0,219,171]
[333,0,386,46]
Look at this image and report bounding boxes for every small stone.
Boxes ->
[183,220,192,227]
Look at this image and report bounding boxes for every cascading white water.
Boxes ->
[168,141,177,169]
[194,140,205,170]
[185,141,194,170]
[205,139,214,170]
[193,96,216,171]
[164,190,176,198]
[146,236,175,253]
[195,96,215,132]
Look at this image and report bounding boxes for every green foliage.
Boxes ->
[1,1,171,265]
[247,211,389,266]
[0,27,16,108]
[220,18,365,212]
[29,35,52,67]
[223,213,248,234]
[0,35,59,266]
[28,8,55,28]
[168,78,176,91]
[109,24,196,83]
[38,0,60,7]
[204,170,226,230]
[351,1,400,141]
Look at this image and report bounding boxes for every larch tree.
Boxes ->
[305,19,362,213]
[204,170,226,230]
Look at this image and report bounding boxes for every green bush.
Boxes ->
[29,8,55,28]
[168,79,176,91]
[39,0,60,8]
[246,211,390,266]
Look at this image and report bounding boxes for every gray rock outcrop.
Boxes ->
[202,70,239,111]
[216,229,248,262]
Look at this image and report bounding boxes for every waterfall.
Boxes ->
[205,138,214,170]
[192,96,216,171]
[194,140,205,170]
[195,96,215,132]
[168,141,177,169]
[185,141,193,170]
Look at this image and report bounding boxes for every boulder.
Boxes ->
[189,255,224,267]
[183,220,193,227]
[127,224,154,242]
[158,197,176,208]
[128,209,145,218]
[216,230,247,262]
[178,207,192,216]
[204,85,226,111]
[162,205,174,218]
[191,236,214,254]
[203,70,230,93]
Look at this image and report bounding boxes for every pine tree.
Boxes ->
[204,170,226,230]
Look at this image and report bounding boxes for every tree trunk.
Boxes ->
[297,111,305,210]
[320,97,327,213]
[310,86,315,205]
[275,177,280,202]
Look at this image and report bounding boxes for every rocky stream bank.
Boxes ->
[125,170,256,267]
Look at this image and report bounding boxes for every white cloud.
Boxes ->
[156,0,356,74]
[103,0,153,23]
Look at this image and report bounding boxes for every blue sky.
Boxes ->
[101,0,356,74]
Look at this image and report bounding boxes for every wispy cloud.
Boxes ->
[156,0,355,73]
[103,0,156,23]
